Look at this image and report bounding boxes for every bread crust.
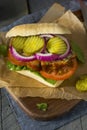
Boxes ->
[6,23,71,38]
[17,70,64,87]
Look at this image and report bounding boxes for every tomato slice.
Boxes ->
[8,50,26,66]
[8,50,78,80]
[40,58,78,80]
[8,51,41,71]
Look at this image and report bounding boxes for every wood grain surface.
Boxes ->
[19,97,80,120]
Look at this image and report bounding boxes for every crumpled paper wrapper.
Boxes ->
[0,3,87,100]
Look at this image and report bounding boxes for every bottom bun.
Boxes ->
[17,70,64,87]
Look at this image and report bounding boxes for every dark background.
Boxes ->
[0,0,80,28]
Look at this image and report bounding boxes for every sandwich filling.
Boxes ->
[7,34,78,84]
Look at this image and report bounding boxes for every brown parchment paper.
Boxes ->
[0,3,87,100]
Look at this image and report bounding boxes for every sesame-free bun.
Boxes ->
[6,23,71,38]
[17,70,64,87]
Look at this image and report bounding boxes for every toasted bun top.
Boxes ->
[6,23,71,38]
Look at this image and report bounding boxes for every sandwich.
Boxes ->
[6,23,78,87]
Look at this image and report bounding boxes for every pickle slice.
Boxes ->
[12,36,26,51]
[76,74,87,92]
[23,36,44,55]
[47,37,67,54]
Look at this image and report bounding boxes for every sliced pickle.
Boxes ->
[76,74,87,92]
[47,37,67,54]
[23,36,44,55]
[12,36,26,51]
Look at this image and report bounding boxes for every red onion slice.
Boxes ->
[36,35,71,61]
[9,35,71,62]
[10,46,36,62]
[40,34,71,59]
[35,53,59,61]
[57,35,71,59]
[40,34,54,38]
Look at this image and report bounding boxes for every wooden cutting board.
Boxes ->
[13,7,83,121]
[19,97,80,120]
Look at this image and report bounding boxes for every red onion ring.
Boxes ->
[10,46,36,62]
[35,53,59,61]
[40,34,54,38]
[36,35,71,61]
[57,35,71,60]
[9,35,71,62]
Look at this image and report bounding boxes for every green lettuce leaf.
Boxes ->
[7,61,57,85]
[70,41,85,63]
